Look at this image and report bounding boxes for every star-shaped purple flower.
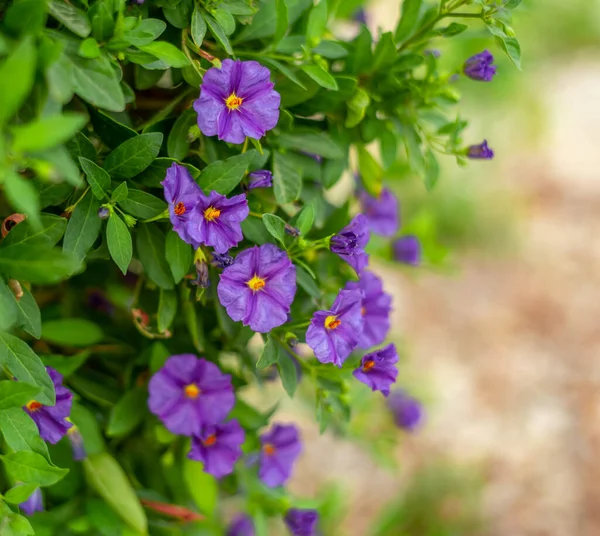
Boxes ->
[284,508,319,536]
[248,170,273,190]
[463,50,497,82]
[19,487,43,516]
[259,423,302,488]
[330,214,370,275]
[188,419,245,479]
[217,244,296,333]
[227,514,255,536]
[24,367,73,444]
[162,163,202,247]
[148,354,235,436]
[467,140,494,160]
[306,289,364,367]
[358,188,400,237]
[353,344,399,396]
[387,390,424,431]
[345,271,392,349]
[194,59,281,144]
[393,235,421,266]
[188,190,249,254]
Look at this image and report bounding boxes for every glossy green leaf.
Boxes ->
[42,351,90,378]
[395,0,422,42]
[1,214,67,248]
[424,148,440,190]
[191,6,207,46]
[70,402,105,455]
[63,190,102,262]
[0,381,40,410]
[0,407,49,458]
[306,0,327,47]
[0,279,18,332]
[274,0,288,45]
[167,109,196,161]
[165,231,192,284]
[357,145,382,197]
[262,214,287,247]
[183,456,218,516]
[198,150,257,194]
[276,131,343,159]
[67,132,96,162]
[236,0,311,42]
[103,133,163,179]
[90,0,114,41]
[277,351,298,397]
[300,64,338,90]
[371,32,396,71]
[157,289,177,333]
[12,287,42,339]
[3,172,41,230]
[79,157,111,200]
[214,9,236,35]
[111,182,129,203]
[272,152,302,204]
[0,245,80,284]
[123,18,166,46]
[11,114,87,153]
[296,264,320,297]
[202,10,233,55]
[79,37,101,58]
[88,106,136,149]
[42,318,103,347]
[49,0,91,38]
[257,335,280,369]
[118,190,167,220]
[294,203,315,236]
[137,224,174,289]
[345,87,370,128]
[3,483,38,504]
[0,37,36,126]
[107,214,133,275]
[1,451,68,486]
[3,0,47,37]
[138,41,190,68]
[106,388,147,438]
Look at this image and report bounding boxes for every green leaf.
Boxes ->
[0,37,36,126]
[123,18,167,46]
[395,0,422,42]
[63,190,102,262]
[424,148,440,190]
[371,32,396,71]
[3,483,38,505]
[79,157,111,200]
[357,145,382,197]
[67,132,96,162]
[202,10,233,55]
[272,152,302,204]
[296,264,320,298]
[276,131,343,159]
[11,113,87,152]
[49,0,91,38]
[42,351,90,378]
[12,287,42,339]
[138,41,190,68]
[106,388,147,438]
[257,334,280,369]
[4,0,47,37]
[0,407,49,458]
[103,133,163,179]
[107,214,133,275]
[42,319,104,347]
[191,7,207,46]
[198,150,257,194]
[183,456,218,516]
[118,190,167,220]
[345,87,370,128]
[137,224,174,289]
[437,22,468,37]
[496,35,521,69]
[88,107,136,149]
[111,182,129,203]
[165,231,192,284]
[294,203,315,235]
[90,0,114,41]
[306,0,327,47]
[236,0,311,42]
[274,0,288,45]
[300,64,338,90]
[79,37,101,58]
[262,214,287,247]
[1,451,68,486]
[349,25,373,74]
[214,9,236,35]
[261,57,306,89]
[83,453,147,534]
[0,381,40,410]
[504,0,522,8]
[277,351,298,397]
[157,289,177,333]
[313,40,347,59]
[3,173,41,231]
[70,402,105,455]
[0,279,18,332]
[0,245,80,284]
[1,214,66,248]
[38,146,83,187]
[167,109,196,161]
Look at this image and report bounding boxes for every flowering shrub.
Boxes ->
[0,0,522,533]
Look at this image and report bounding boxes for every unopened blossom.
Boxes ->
[24,367,72,444]
[227,514,255,536]
[259,424,302,487]
[463,50,496,82]
[188,419,245,479]
[218,244,296,333]
[387,391,424,431]
[248,170,273,190]
[19,488,43,516]
[212,252,234,269]
[330,214,370,275]
[393,236,421,266]
[345,271,392,349]
[358,188,400,237]
[353,344,399,396]
[306,289,364,367]
[467,140,494,160]
[194,59,280,144]
[284,508,319,536]
[148,354,234,436]
[67,423,86,461]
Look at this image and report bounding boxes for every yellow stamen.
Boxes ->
[225,92,243,110]
[184,384,200,399]
[26,400,43,412]
[174,202,186,216]
[362,359,375,372]
[324,315,341,330]
[202,434,217,447]
[247,275,266,292]
[204,206,221,221]
[263,443,276,456]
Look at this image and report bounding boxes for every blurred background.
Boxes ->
[247,0,600,534]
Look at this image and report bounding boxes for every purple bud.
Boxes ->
[353,8,367,24]
[67,426,87,461]
[227,514,255,536]
[393,235,421,266]
[248,170,273,190]
[98,207,110,219]
[211,252,234,269]
[463,50,496,82]
[467,140,494,160]
[19,488,43,516]
[424,49,441,58]
[285,223,300,237]
[387,391,424,431]
[284,508,319,536]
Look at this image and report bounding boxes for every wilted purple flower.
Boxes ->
[186,190,248,254]
[344,271,392,349]
[259,423,302,487]
[284,508,319,536]
[194,59,280,144]
[188,419,245,479]
[467,140,494,159]
[212,252,234,269]
[218,244,296,333]
[19,488,43,516]
[353,344,399,396]
[387,390,424,431]
[227,514,255,536]
[192,259,210,288]
[358,188,400,237]
[148,354,235,436]
[248,170,273,190]
[393,236,421,266]
[67,424,86,461]
[285,223,300,237]
[463,50,496,82]
[24,367,72,444]
[330,214,370,275]
[162,163,202,246]
[306,289,364,367]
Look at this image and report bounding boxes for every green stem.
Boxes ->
[141,208,170,223]
[136,87,196,132]
[236,50,295,62]
[64,187,90,214]
[249,211,263,219]
[444,12,483,18]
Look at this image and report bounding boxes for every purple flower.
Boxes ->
[353,344,398,396]
[218,244,296,333]
[353,8,367,24]
[194,59,280,144]
[248,170,273,190]
[162,163,202,246]
[24,367,72,444]
[358,188,399,237]
[467,140,494,160]
[67,425,86,461]
[212,252,234,269]
[387,391,424,431]
[330,214,370,275]
[188,190,249,254]
[393,235,421,266]
[306,289,364,367]
[344,271,392,349]
[227,514,255,536]
[19,488,43,516]
[284,508,319,536]
[463,50,496,82]
[148,354,235,436]
[259,423,302,487]
[188,419,245,479]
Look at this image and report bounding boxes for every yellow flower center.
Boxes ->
[263,443,276,456]
[174,202,186,216]
[204,206,221,221]
[26,400,43,412]
[184,384,200,399]
[362,359,375,372]
[202,434,217,447]
[225,92,243,111]
[247,275,266,292]
[324,315,341,330]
